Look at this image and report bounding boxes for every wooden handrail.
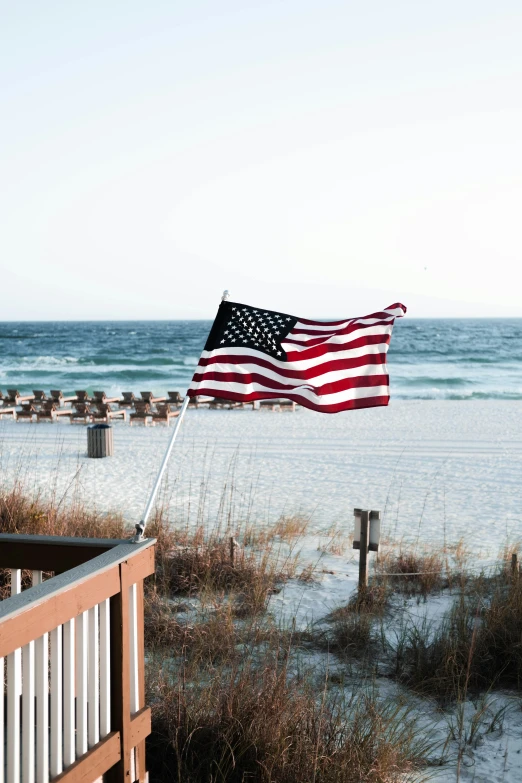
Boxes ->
[0,540,154,658]
[0,533,129,573]
[52,732,121,782]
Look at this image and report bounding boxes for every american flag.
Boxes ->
[188,300,406,413]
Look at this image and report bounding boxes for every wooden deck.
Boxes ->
[0,533,155,782]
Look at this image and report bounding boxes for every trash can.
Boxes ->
[87,424,114,458]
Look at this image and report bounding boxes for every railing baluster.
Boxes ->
[50,625,63,777]
[9,568,21,594]
[75,611,88,757]
[135,580,146,783]
[22,640,35,783]
[8,568,22,783]
[33,571,48,783]
[88,604,100,748]
[129,582,139,781]
[63,618,75,768]
[129,584,139,715]
[99,599,111,738]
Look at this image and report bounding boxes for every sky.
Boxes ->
[1,0,521,320]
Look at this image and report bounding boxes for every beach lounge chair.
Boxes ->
[36,401,73,422]
[140,392,167,405]
[212,396,255,409]
[119,392,136,408]
[167,391,184,407]
[92,391,119,405]
[151,403,180,426]
[0,406,17,420]
[0,391,25,412]
[92,403,127,423]
[6,389,34,405]
[259,399,297,411]
[259,399,278,411]
[36,401,57,422]
[208,396,244,409]
[70,403,94,424]
[32,390,47,405]
[50,390,76,407]
[130,401,152,426]
[16,403,37,422]
[187,395,212,409]
[75,391,91,403]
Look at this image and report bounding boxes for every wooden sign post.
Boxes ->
[359,510,370,589]
[353,508,381,594]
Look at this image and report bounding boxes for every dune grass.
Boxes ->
[390,567,522,703]
[374,548,444,598]
[0,478,128,538]
[146,644,437,783]
[0,480,446,781]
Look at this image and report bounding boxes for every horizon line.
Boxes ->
[1,316,522,323]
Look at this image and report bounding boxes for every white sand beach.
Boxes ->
[2,399,521,636]
[1,400,520,554]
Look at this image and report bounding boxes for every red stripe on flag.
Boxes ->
[296,303,406,327]
[284,333,390,362]
[190,371,389,395]
[187,387,390,413]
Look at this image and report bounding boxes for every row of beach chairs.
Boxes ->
[0,390,182,426]
[0,389,185,407]
[0,389,297,424]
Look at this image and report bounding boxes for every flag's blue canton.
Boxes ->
[205,302,298,360]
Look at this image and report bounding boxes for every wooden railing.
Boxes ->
[0,534,155,783]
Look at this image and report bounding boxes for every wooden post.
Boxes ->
[358,510,369,592]
[512,553,518,579]
[135,580,147,782]
[106,564,132,783]
[230,537,235,568]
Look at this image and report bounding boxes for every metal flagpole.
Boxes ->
[131,290,230,542]
[131,395,190,541]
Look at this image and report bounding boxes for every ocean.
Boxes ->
[0,318,521,400]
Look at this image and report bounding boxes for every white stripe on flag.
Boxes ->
[191,361,388,386]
